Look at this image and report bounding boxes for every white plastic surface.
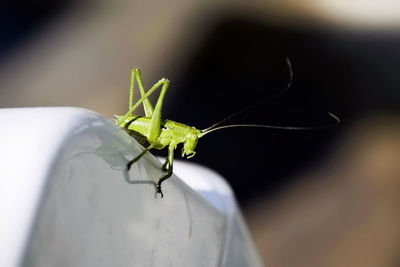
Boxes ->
[0,107,263,267]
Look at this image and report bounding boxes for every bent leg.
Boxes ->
[119,76,169,125]
[147,79,169,141]
[127,144,154,170]
[156,143,175,197]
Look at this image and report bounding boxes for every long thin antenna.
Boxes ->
[202,58,293,132]
[199,112,340,137]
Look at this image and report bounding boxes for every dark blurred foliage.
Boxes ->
[163,17,400,203]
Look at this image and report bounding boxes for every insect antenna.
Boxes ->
[202,58,294,133]
[199,112,340,137]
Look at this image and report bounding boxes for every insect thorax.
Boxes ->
[119,115,201,156]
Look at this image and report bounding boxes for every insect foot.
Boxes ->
[127,162,133,170]
[156,184,164,198]
[161,165,168,172]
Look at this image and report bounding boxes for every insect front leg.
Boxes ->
[156,143,175,197]
[127,144,154,170]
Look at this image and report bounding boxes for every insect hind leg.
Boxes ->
[118,76,169,125]
[130,69,156,117]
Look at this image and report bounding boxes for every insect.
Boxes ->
[116,62,339,197]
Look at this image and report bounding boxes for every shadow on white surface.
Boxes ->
[0,107,263,267]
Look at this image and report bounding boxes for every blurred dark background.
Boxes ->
[164,18,400,203]
[1,1,400,266]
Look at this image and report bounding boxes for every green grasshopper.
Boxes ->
[116,66,339,197]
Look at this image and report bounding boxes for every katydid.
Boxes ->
[116,64,339,197]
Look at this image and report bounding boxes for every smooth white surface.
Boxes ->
[172,160,264,267]
[161,159,234,214]
[0,107,263,267]
[0,108,86,267]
